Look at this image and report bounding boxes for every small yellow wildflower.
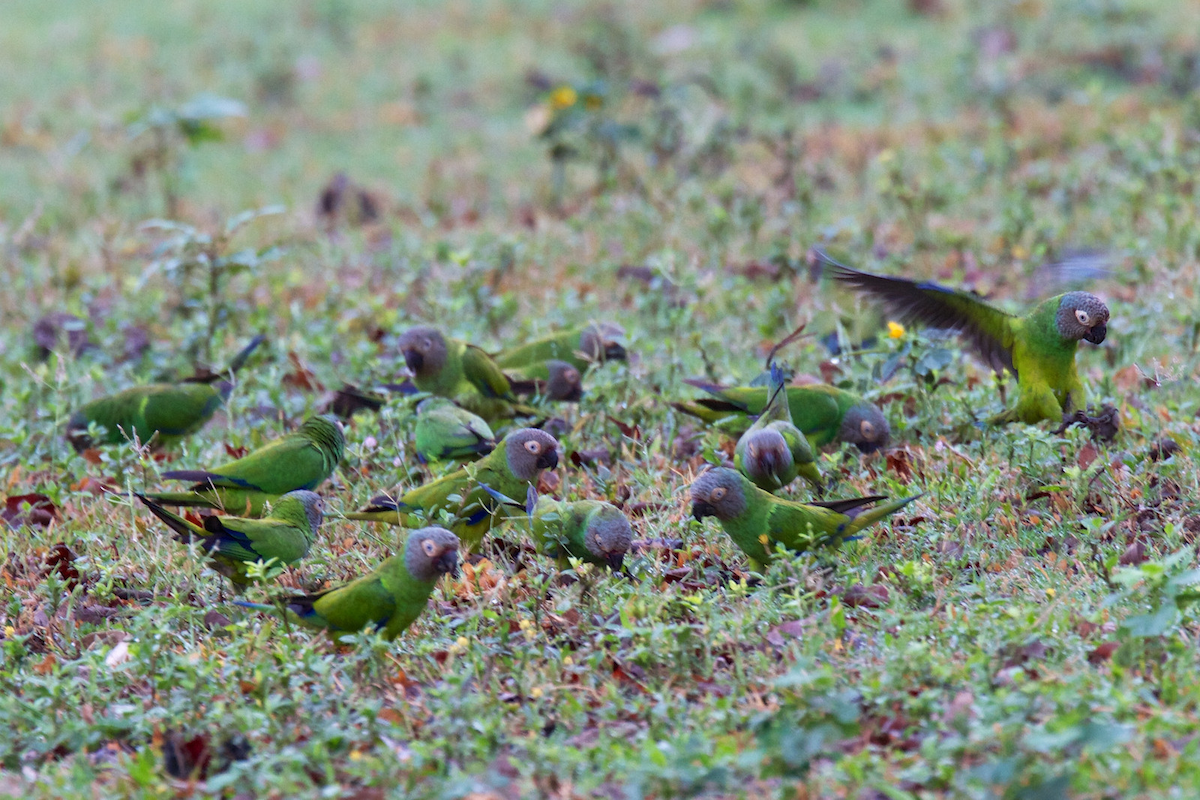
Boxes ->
[530,687,544,699]
[563,655,573,666]
[3,626,14,637]
[549,86,578,110]
[887,321,905,339]
[1012,245,1028,260]
[349,750,363,762]
[1045,588,1056,599]
[449,635,469,655]
[758,534,769,546]
[519,618,534,630]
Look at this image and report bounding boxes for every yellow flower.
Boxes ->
[549,86,578,110]
[563,656,574,666]
[887,321,906,339]
[758,534,769,546]
[877,148,896,164]
[1045,588,1056,599]
[530,687,544,699]
[3,626,13,637]
[349,750,363,762]
[1012,245,1028,260]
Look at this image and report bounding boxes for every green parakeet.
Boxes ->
[136,490,323,585]
[494,322,627,372]
[399,327,527,422]
[825,255,1110,424]
[344,428,559,547]
[690,468,920,569]
[506,359,584,402]
[237,526,459,641]
[674,382,890,453]
[734,364,822,493]
[66,336,264,450]
[529,495,632,570]
[142,415,345,516]
[413,397,496,463]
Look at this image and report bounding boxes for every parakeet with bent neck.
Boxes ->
[690,468,920,570]
[494,321,627,372]
[823,254,1110,425]
[734,363,823,494]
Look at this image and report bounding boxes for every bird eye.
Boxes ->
[860,420,876,439]
[1075,309,1089,326]
[422,337,433,349]
[566,369,579,382]
[422,539,438,557]
[711,487,727,501]
[524,440,542,454]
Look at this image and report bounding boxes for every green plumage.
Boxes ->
[413,397,496,463]
[136,490,323,585]
[529,498,632,569]
[237,527,460,641]
[494,322,627,372]
[344,428,559,548]
[691,468,920,569]
[675,381,890,453]
[142,415,345,517]
[825,256,1110,424]
[733,364,822,493]
[68,383,227,450]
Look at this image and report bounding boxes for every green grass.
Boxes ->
[5,0,1200,796]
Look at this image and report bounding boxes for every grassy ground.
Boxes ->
[5,0,1200,796]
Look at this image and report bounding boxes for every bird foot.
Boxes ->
[1054,404,1119,442]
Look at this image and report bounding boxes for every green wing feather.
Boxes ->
[460,344,515,399]
[307,574,397,632]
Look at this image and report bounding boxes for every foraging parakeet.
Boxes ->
[66,335,265,450]
[506,359,584,402]
[413,397,496,463]
[825,255,1110,424]
[237,526,460,641]
[344,428,559,547]
[528,496,632,570]
[734,364,822,494]
[674,382,890,453]
[398,326,518,415]
[690,468,920,569]
[136,490,323,585]
[494,322,627,372]
[142,415,345,516]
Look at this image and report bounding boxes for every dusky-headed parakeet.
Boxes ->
[506,359,584,402]
[494,321,626,372]
[734,363,822,494]
[528,495,632,570]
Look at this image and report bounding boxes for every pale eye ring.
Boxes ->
[421,539,438,557]
[711,486,727,501]
[860,420,876,439]
[1075,309,1090,326]
[422,338,433,349]
[524,440,542,454]
[566,369,579,382]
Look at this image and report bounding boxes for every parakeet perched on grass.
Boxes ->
[528,495,632,570]
[506,359,584,402]
[690,468,920,569]
[142,415,345,517]
[136,490,323,586]
[734,363,822,494]
[494,322,626,372]
[345,428,559,547]
[237,527,459,641]
[399,326,515,407]
[674,382,890,453]
[66,336,264,450]
[823,253,1110,424]
[413,397,496,463]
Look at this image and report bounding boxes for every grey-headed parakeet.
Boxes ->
[734,364,822,494]
[494,322,626,372]
[237,527,459,641]
[506,359,584,402]
[529,495,632,570]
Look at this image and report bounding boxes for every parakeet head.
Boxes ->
[839,403,890,453]
[585,507,633,570]
[543,360,584,401]
[300,414,347,458]
[281,490,325,531]
[399,326,447,377]
[1055,292,1109,345]
[741,429,792,483]
[503,428,560,479]
[690,468,748,522]
[404,526,460,581]
[581,321,627,362]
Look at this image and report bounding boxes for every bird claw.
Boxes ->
[1054,404,1119,442]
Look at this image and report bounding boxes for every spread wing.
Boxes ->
[822,253,1018,376]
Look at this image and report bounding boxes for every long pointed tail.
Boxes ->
[135,493,206,540]
[844,493,924,538]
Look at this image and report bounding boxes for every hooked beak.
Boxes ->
[604,343,627,361]
[606,552,626,570]
[856,440,885,454]
[1084,323,1106,345]
[558,385,584,402]
[402,348,424,373]
[536,449,560,470]
[692,500,715,522]
[439,550,460,579]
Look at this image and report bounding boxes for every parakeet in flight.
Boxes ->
[674,382,890,453]
[506,359,584,402]
[136,490,323,586]
[237,526,459,641]
[823,254,1110,424]
[494,322,627,372]
[734,363,822,494]
[66,335,264,450]
[142,415,345,517]
[690,468,920,569]
[345,428,559,547]
[413,397,496,463]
